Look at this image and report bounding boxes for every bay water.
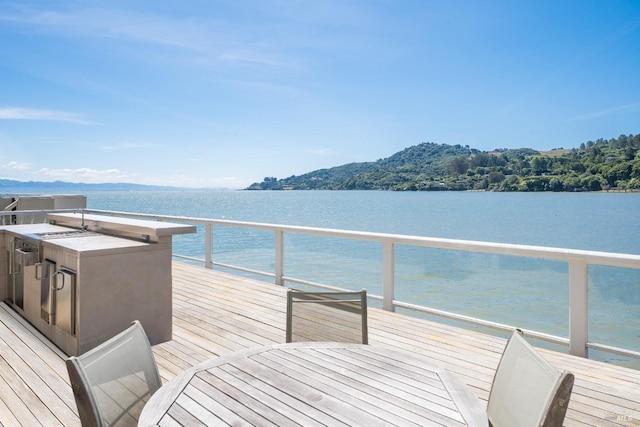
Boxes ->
[86,190,640,365]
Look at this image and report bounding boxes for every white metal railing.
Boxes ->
[3,208,640,362]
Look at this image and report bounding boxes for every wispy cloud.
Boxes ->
[0,1,371,72]
[219,51,300,68]
[37,167,128,183]
[0,7,201,50]
[567,103,640,121]
[101,141,162,151]
[308,148,333,155]
[228,79,300,95]
[0,107,91,124]
[1,161,32,170]
[0,6,300,70]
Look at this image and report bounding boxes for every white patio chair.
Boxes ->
[286,289,368,344]
[487,329,575,427]
[66,320,162,427]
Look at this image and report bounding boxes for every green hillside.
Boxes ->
[247,135,640,192]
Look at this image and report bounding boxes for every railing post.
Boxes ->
[382,241,395,312]
[205,223,213,269]
[275,230,284,286]
[568,260,588,357]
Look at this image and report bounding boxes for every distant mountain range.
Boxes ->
[0,179,178,193]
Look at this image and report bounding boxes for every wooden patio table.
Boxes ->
[139,342,488,426]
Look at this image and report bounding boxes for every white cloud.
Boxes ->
[101,142,162,151]
[0,4,344,73]
[2,161,32,170]
[568,103,640,121]
[2,162,246,189]
[37,167,128,183]
[308,148,333,155]
[0,107,91,124]
[228,79,301,95]
[0,8,196,49]
[0,7,288,69]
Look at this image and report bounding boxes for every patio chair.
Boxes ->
[66,320,162,427]
[487,329,575,427]
[286,289,368,344]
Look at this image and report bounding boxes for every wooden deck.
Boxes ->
[0,261,639,426]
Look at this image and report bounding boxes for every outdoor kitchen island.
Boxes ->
[0,213,195,356]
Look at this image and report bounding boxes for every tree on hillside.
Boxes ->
[530,156,549,175]
[449,157,470,175]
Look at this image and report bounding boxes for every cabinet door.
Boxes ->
[39,259,56,325]
[54,268,76,335]
[23,265,40,323]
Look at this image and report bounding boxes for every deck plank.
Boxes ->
[0,261,637,426]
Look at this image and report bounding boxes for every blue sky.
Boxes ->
[1,1,639,188]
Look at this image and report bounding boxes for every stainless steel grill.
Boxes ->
[34,231,99,240]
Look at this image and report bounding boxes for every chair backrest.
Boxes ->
[286,289,368,344]
[487,330,575,427]
[66,320,162,427]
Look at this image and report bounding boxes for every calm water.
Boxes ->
[87,190,639,252]
[86,190,640,364]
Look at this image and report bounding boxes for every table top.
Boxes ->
[139,342,487,426]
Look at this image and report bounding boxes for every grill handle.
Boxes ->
[35,262,52,280]
[8,239,17,275]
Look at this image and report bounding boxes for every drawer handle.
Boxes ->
[54,271,66,291]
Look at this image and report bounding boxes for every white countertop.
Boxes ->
[41,233,150,255]
[0,223,70,235]
[1,223,152,256]
[47,213,196,242]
